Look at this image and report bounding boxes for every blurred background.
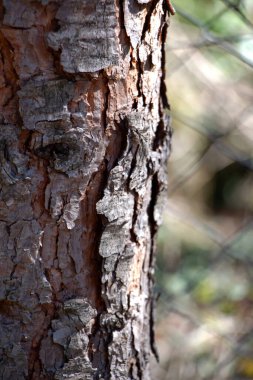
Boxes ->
[152,1,253,379]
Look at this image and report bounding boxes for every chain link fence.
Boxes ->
[153,1,253,379]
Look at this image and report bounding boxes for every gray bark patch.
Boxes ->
[47,0,120,73]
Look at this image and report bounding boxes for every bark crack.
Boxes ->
[141,0,159,42]
[160,9,170,110]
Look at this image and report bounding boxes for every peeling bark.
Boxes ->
[0,1,172,379]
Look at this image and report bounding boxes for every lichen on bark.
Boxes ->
[0,0,172,379]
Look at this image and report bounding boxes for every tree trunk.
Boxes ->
[0,1,171,379]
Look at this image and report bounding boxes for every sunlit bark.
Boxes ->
[0,1,171,379]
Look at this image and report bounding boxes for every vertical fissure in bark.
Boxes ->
[81,161,109,376]
[117,0,125,31]
[141,0,159,42]
[125,134,140,245]
[81,162,108,307]
[160,13,171,110]
[148,173,159,258]
[147,172,160,360]
[150,295,159,361]
[0,30,21,127]
[108,116,129,171]
[28,305,56,380]
[102,78,110,132]
[136,49,146,106]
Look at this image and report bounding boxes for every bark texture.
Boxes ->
[0,1,171,379]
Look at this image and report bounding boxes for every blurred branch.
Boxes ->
[169,34,253,50]
[219,0,253,28]
[171,110,253,172]
[176,7,253,68]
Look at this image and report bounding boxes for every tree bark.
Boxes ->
[0,1,171,379]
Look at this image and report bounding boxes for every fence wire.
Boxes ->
[153,1,253,379]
